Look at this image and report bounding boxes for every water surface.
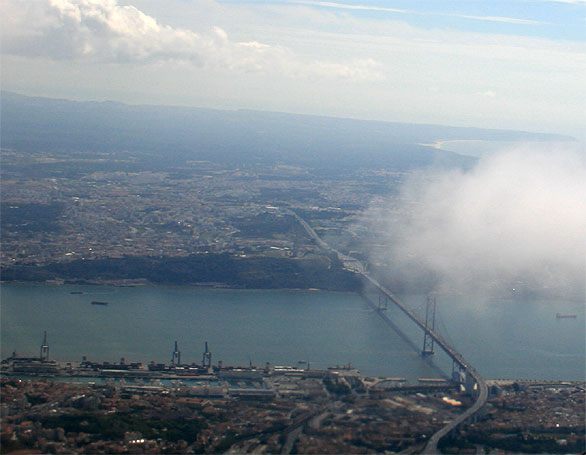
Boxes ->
[1,284,583,381]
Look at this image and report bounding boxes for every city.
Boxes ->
[2,335,583,454]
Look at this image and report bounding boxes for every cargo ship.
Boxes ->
[91,301,109,306]
[556,313,576,319]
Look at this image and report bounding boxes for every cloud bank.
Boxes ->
[0,0,382,81]
[372,143,585,299]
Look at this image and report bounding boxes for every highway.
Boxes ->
[361,274,488,454]
[290,209,489,454]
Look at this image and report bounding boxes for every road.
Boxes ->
[290,209,489,454]
[422,379,488,454]
[360,274,488,454]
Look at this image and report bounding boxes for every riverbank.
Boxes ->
[0,252,362,292]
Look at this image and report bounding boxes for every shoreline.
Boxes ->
[2,279,584,303]
[0,279,358,295]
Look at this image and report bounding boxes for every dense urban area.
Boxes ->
[1,370,583,454]
[0,146,415,292]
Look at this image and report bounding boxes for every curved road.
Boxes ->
[290,209,489,454]
[422,377,488,453]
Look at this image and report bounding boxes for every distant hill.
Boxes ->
[0,91,571,170]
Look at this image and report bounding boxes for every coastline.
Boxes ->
[0,279,359,295]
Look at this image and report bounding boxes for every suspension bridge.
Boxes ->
[291,209,489,453]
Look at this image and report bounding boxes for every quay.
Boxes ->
[1,335,461,401]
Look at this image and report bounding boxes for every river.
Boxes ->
[1,284,583,381]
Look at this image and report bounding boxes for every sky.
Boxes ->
[1,0,585,138]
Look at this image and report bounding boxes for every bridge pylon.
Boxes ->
[171,341,181,366]
[452,360,466,383]
[40,331,49,362]
[202,342,212,369]
[421,296,436,356]
[378,292,388,311]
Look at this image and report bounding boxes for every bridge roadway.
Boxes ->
[365,274,488,454]
[290,209,489,453]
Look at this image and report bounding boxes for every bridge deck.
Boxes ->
[290,209,489,454]
[361,277,488,453]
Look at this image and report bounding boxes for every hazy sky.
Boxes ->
[1,0,585,138]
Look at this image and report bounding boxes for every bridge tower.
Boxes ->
[40,331,49,362]
[452,361,466,384]
[202,341,212,369]
[171,341,181,366]
[422,296,436,356]
[378,292,388,311]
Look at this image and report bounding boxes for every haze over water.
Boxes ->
[1,285,583,382]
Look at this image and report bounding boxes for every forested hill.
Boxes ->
[1,253,363,292]
[1,91,570,170]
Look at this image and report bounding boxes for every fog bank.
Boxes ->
[373,142,585,300]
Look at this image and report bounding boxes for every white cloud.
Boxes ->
[292,0,544,25]
[293,1,410,14]
[370,143,586,298]
[0,0,382,81]
[452,14,542,25]
[479,90,497,98]
[2,0,214,64]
